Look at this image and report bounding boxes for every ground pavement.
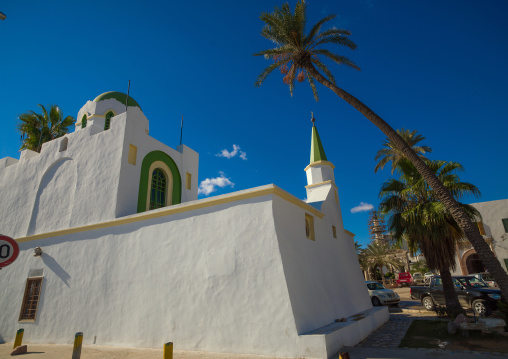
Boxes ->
[335,287,507,359]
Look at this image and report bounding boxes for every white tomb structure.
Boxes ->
[0,92,388,358]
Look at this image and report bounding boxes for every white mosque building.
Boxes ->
[0,92,387,358]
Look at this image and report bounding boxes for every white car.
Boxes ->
[366,281,400,306]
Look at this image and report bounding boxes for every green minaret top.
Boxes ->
[310,116,327,163]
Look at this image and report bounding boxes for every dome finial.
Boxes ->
[311,112,316,126]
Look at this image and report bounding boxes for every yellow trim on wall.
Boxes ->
[15,185,324,243]
[344,229,355,238]
[304,160,335,172]
[304,180,337,189]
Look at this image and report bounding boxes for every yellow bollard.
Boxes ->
[72,332,83,359]
[163,342,173,359]
[13,328,24,349]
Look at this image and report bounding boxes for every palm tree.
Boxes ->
[253,1,508,300]
[18,104,74,152]
[379,159,481,317]
[374,128,432,174]
[361,242,403,286]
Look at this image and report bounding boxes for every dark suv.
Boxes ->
[410,275,503,316]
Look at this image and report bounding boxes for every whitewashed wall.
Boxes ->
[0,99,199,238]
[0,187,376,358]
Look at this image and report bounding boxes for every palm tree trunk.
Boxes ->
[440,266,464,318]
[305,64,508,301]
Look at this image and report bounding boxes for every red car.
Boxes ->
[396,272,413,287]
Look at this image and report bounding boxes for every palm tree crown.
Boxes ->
[254,0,359,101]
[374,128,432,174]
[18,104,74,152]
[379,159,480,271]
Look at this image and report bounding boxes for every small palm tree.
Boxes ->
[18,104,74,152]
[253,1,508,300]
[379,159,481,317]
[361,242,403,286]
[375,128,432,174]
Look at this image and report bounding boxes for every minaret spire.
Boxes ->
[309,113,328,163]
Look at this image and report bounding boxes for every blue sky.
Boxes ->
[1,1,507,247]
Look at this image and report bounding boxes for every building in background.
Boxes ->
[452,199,508,276]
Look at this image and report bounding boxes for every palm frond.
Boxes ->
[312,49,360,71]
[304,14,336,46]
[311,58,336,84]
[254,57,291,87]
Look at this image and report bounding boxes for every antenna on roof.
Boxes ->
[125,80,131,112]
[180,115,184,146]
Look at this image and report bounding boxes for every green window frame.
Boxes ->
[81,114,87,129]
[104,111,114,130]
[149,169,167,209]
[137,151,182,213]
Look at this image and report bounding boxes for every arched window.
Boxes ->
[81,114,87,128]
[149,168,167,210]
[104,111,114,130]
[59,137,68,152]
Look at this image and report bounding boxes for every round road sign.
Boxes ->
[0,235,19,268]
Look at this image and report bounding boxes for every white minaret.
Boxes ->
[305,115,339,205]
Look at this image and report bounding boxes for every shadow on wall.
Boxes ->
[42,254,71,287]
[27,158,77,236]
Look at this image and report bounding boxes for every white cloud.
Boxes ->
[216,144,247,160]
[198,172,235,196]
[351,202,374,213]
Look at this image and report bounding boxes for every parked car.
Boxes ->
[366,281,400,306]
[396,272,413,287]
[424,271,437,284]
[471,272,497,287]
[410,275,503,316]
[412,272,425,285]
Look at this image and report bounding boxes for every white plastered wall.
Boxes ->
[0,98,199,238]
[0,193,307,357]
[273,192,371,336]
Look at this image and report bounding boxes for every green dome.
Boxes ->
[93,91,141,110]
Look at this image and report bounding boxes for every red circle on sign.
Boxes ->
[0,235,19,268]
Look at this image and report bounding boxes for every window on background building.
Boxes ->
[19,277,43,321]
[332,225,337,238]
[305,213,315,241]
[104,111,114,130]
[149,168,167,210]
[502,218,508,233]
[81,114,87,128]
[477,221,486,236]
[186,172,192,190]
[128,145,137,165]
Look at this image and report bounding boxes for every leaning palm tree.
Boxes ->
[17,104,74,152]
[361,242,403,287]
[375,128,432,174]
[253,0,508,300]
[379,159,481,317]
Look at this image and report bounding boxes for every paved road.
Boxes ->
[345,287,507,358]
